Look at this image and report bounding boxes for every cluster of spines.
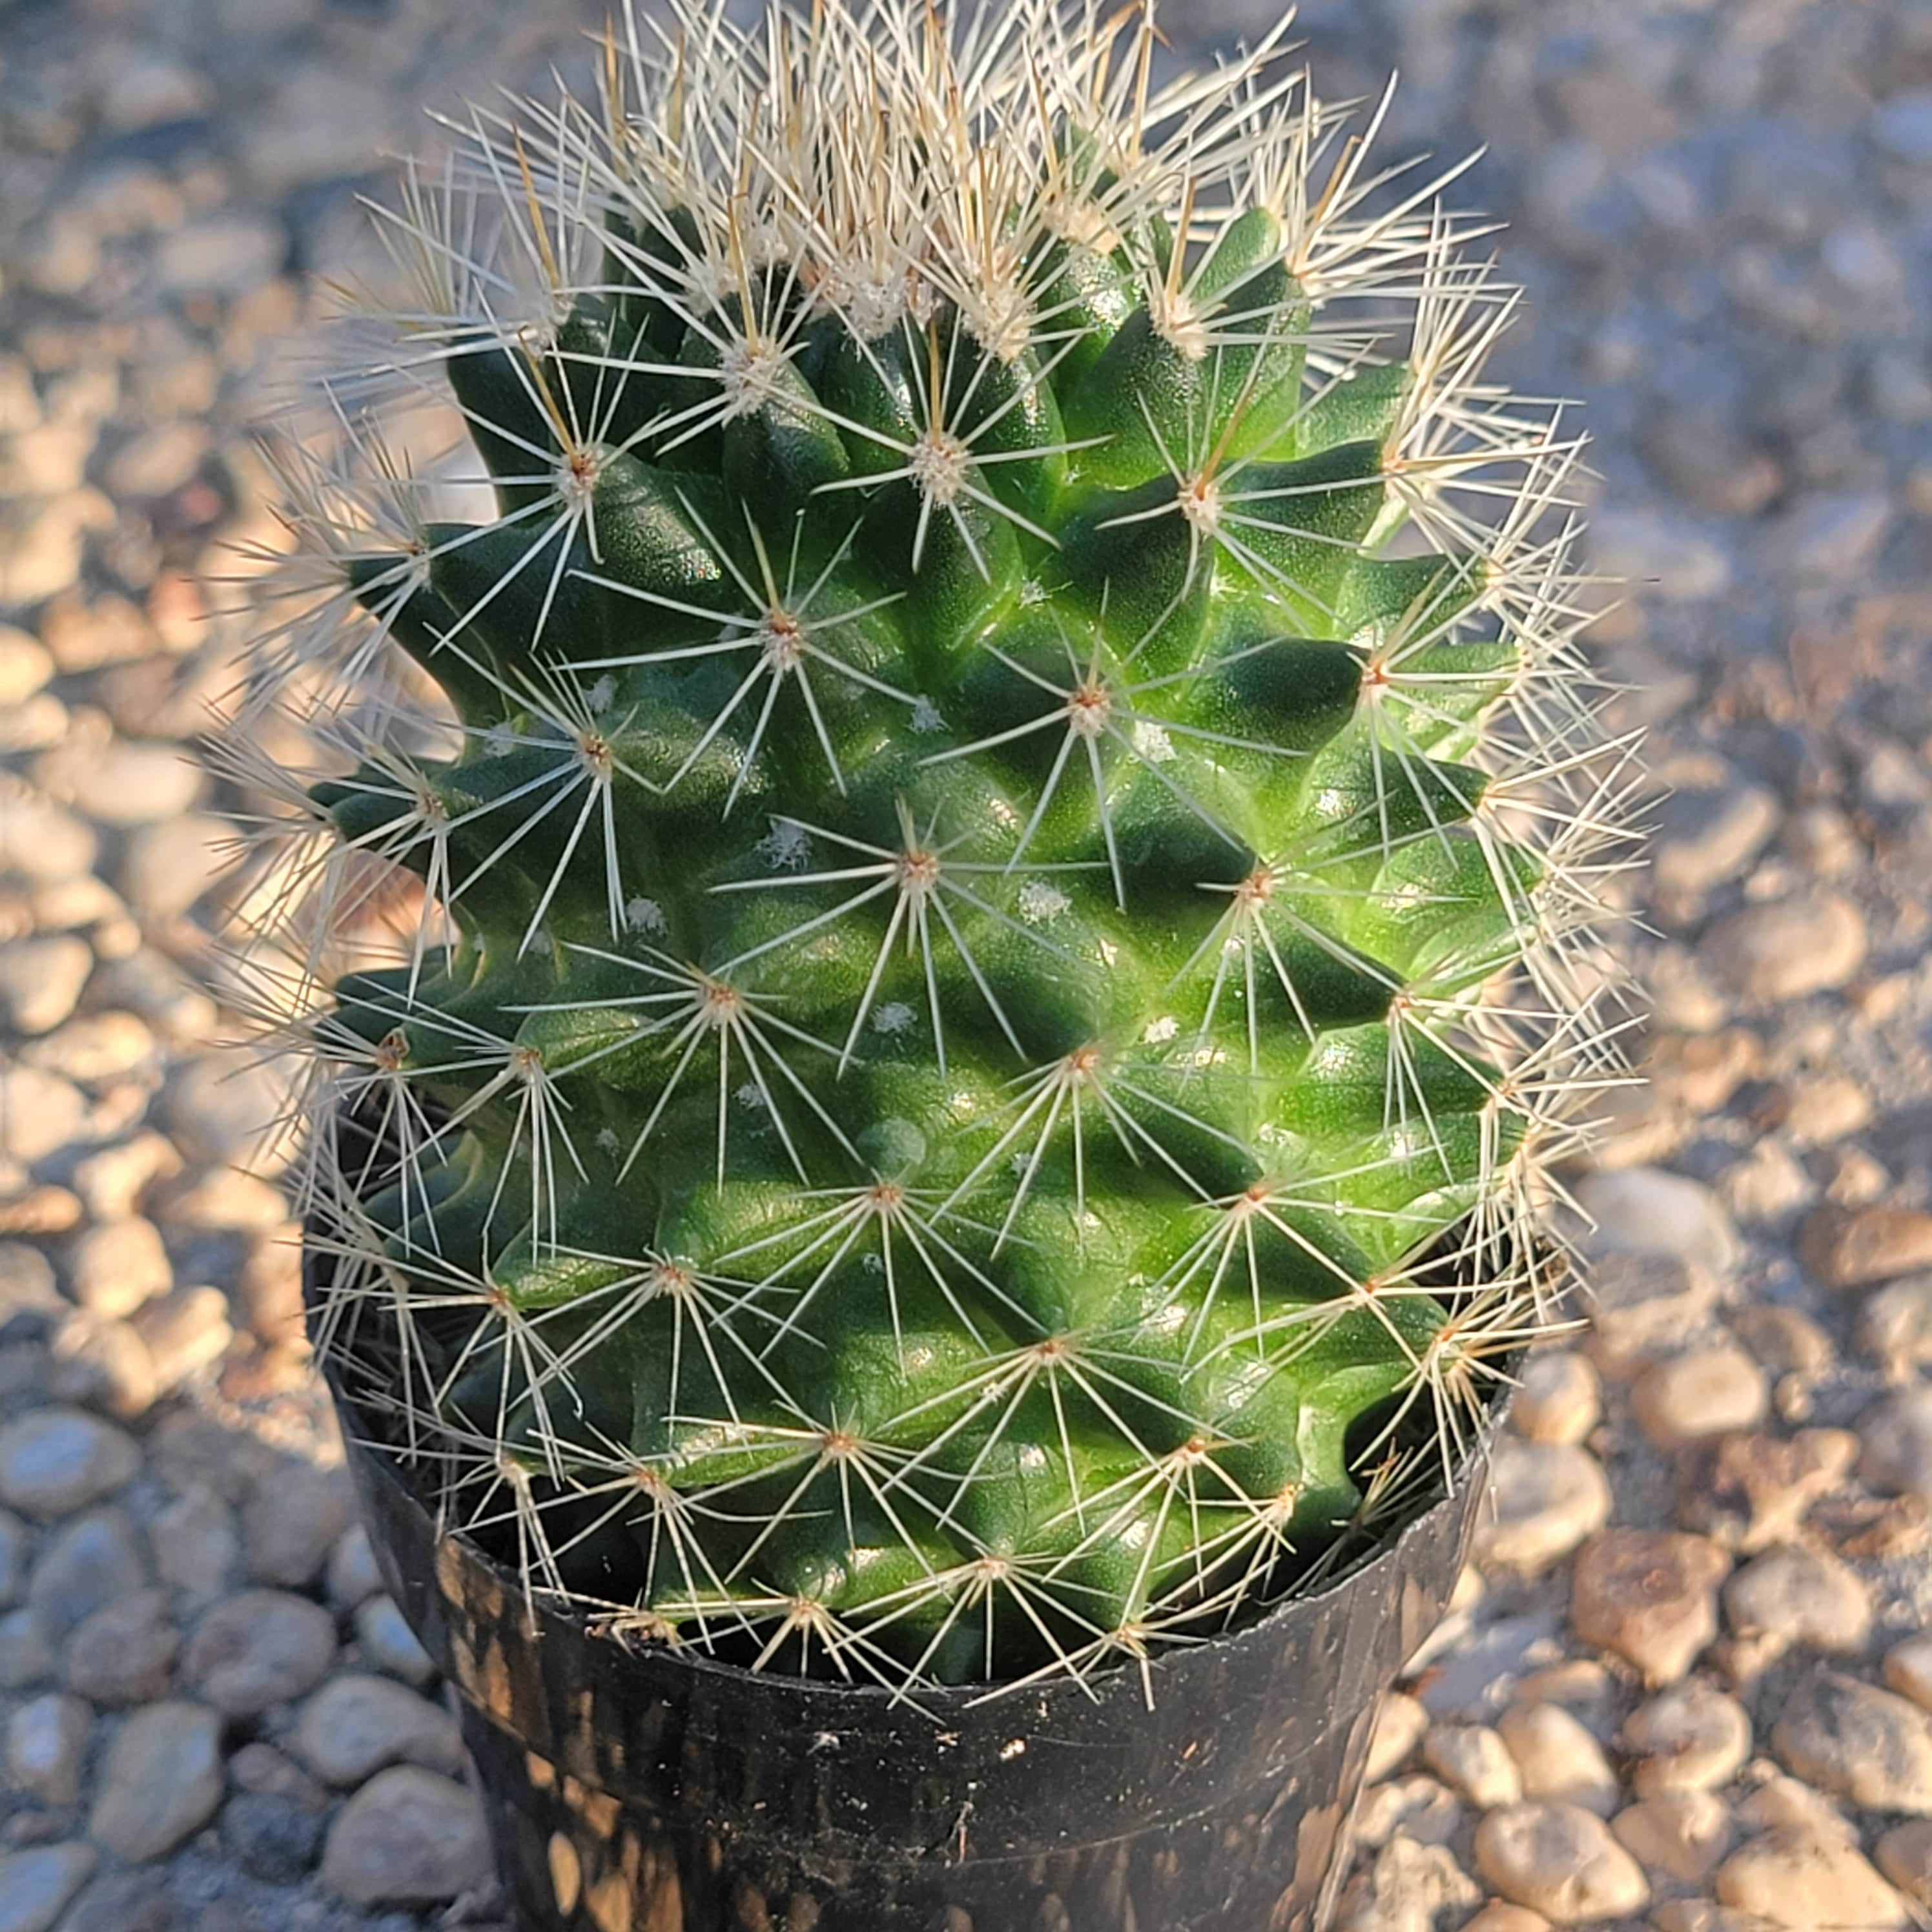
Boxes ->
[222,0,1641,1699]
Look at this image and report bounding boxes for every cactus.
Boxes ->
[239,0,1634,1694]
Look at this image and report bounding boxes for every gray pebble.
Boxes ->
[318,1765,492,1908]
[0,1842,97,1932]
[220,1790,325,1884]
[292,1672,466,1787]
[0,1067,88,1166]
[1774,1674,1932,1816]
[0,1406,140,1519]
[62,1585,179,1705]
[183,1589,337,1716]
[242,1460,353,1590]
[3,1691,90,1805]
[354,1594,435,1687]
[25,1506,147,1644]
[88,1700,225,1862]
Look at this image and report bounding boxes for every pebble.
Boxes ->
[0,1842,97,1932]
[118,815,234,923]
[151,1486,239,1610]
[1574,1171,1736,1286]
[1703,893,1869,1003]
[354,1594,435,1687]
[54,1868,175,1932]
[1461,1911,1551,1932]
[220,1791,325,1884]
[325,1525,383,1609]
[1589,507,1732,602]
[1651,783,1781,899]
[292,1672,466,1787]
[1886,1636,1932,1714]
[1804,1207,1932,1291]
[318,1765,493,1907]
[1874,91,1932,165]
[184,1590,336,1717]
[229,1738,329,1811]
[1875,1819,1932,1907]
[1512,1353,1600,1446]
[1474,1802,1650,1923]
[1773,1673,1932,1814]
[89,1700,225,1862]
[1713,1831,1906,1930]
[25,1012,159,1089]
[242,1461,353,1589]
[1723,1545,1872,1666]
[36,737,203,830]
[1571,1530,1729,1685]
[1613,1790,1732,1886]
[47,1311,156,1419]
[0,1069,88,1166]
[63,1216,172,1318]
[0,937,91,1036]
[0,1510,24,1607]
[68,1135,178,1224]
[1479,1440,1612,1572]
[1737,1775,1858,1845]
[1630,1346,1767,1450]
[0,1248,61,1331]
[62,1586,178,1705]
[24,1506,145,1643]
[0,1610,54,1690]
[4,1692,90,1805]
[0,631,52,707]
[1337,1835,1480,1932]
[1354,1775,1464,1849]
[1421,1723,1521,1809]
[0,1407,139,1518]
[154,214,287,299]
[1785,1074,1873,1147]
[160,1052,300,1176]
[1769,490,1895,580]
[1680,1429,1859,1553]
[1497,1704,1619,1816]
[130,1284,232,1388]
[1863,1277,1932,1382]
[1860,1386,1932,1499]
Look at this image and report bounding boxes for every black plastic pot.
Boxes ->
[327,1359,1492,1932]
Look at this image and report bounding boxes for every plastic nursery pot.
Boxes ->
[320,1334,1494,1932]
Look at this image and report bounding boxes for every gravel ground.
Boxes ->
[0,1,1928,1928]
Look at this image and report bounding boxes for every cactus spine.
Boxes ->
[239,0,1634,1695]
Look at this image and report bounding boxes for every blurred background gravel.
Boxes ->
[0,1,1927,1927]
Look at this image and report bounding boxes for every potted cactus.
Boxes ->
[233,0,1633,1925]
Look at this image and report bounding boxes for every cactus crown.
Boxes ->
[238,0,1636,1696]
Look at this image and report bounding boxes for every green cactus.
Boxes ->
[246,0,1632,1691]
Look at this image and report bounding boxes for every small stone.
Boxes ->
[1680,1429,1858,1552]
[62,1587,178,1705]
[1421,1723,1522,1810]
[152,1487,238,1609]
[25,1507,145,1644]
[0,1609,54,1689]
[70,1134,180,1222]
[0,1509,24,1606]
[55,1868,176,1932]
[1630,1346,1767,1450]
[47,1311,156,1420]
[1875,1820,1932,1907]
[1612,1789,1732,1886]
[1874,92,1932,165]
[1571,1531,1729,1685]
[63,1218,171,1319]
[0,1069,87,1166]
[24,1012,158,1089]
[325,1525,382,1609]
[0,1842,96,1932]
[1704,893,1869,1003]
[1863,1277,1932,1382]
[129,1286,232,1388]
[234,1234,302,1348]
[1735,1305,1833,1383]
[354,1594,434,1687]
[0,1407,139,1518]
[0,938,91,1037]
[292,1673,466,1787]
[0,632,52,707]
[1736,1774,1858,1845]
[229,1739,328,1810]
[242,1460,353,1588]
[1723,1545,1871,1668]
[1461,1910,1550,1932]
[1768,490,1895,580]
[1366,1689,1432,1787]
[1355,1775,1464,1849]
[1774,1674,1932,1813]
[1512,1353,1600,1446]
[156,216,287,298]
[1497,1704,1619,1816]
[1714,1831,1906,1930]
[1785,1076,1873,1147]
[1478,1440,1612,1573]
[1590,508,1731,602]
[1474,1802,1650,1922]
[1652,783,1781,899]
[318,1765,493,1907]
[0,1247,61,1330]
[36,737,202,830]
[1886,1636,1932,1714]
[118,816,234,923]
[1336,1833,1479,1932]
[160,1051,300,1176]
[1575,1170,1740,1279]
[4,1693,90,1805]
[183,1590,336,1716]
[220,1791,325,1884]
[1805,1207,1932,1291]
[89,1700,223,1862]
[1861,1387,1932,1499]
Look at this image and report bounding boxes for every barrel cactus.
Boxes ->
[242,0,1632,1696]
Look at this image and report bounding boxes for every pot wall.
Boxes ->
[338,1404,1490,1932]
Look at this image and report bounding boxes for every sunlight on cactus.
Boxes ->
[229,0,1643,1700]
